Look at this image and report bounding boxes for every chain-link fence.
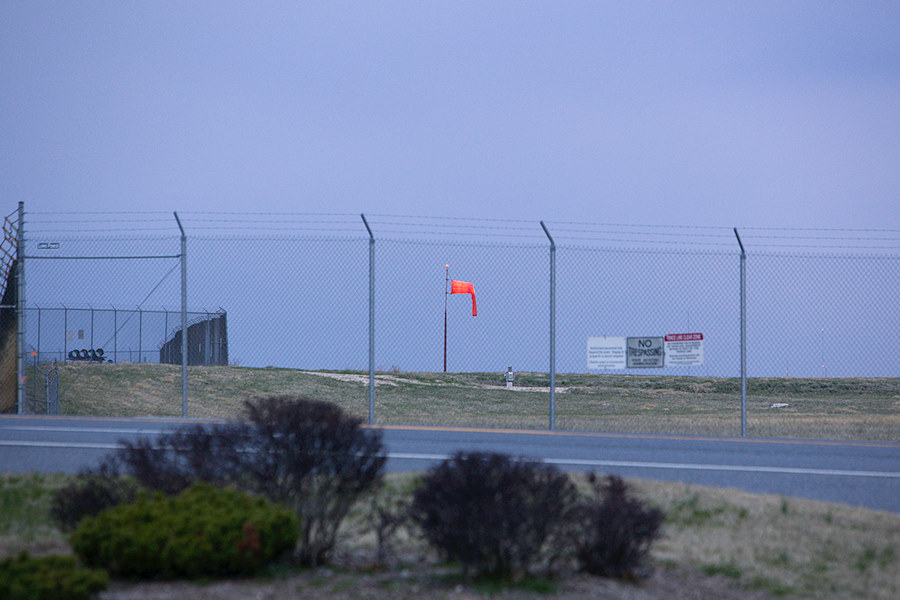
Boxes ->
[22,358,58,415]
[25,306,225,366]
[12,209,900,440]
[744,251,899,439]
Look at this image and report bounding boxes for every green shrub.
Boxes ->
[0,551,108,600]
[70,483,298,579]
[411,452,578,579]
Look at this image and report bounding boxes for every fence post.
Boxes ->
[204,310,211,365]
[32,309,38,404]
[734,228,747,437]
[113,307,118,363]
[361,214,375,425]
[541,221,556,431]
[31,349,37,410]
[174,212,188,418]
[49,362,59,415]
[16,202,25,414]
[164,308,168,361]
[36,307,41,369]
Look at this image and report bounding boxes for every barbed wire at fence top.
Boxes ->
[22,210,900,252]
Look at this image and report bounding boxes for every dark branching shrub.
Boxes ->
[363,479,415,567]
[240,395,387,566]
[111,395,386,566]
[411,451,578,579]
[572,474,664,579]
[115,424,246,496]
[50,467,138,532]
[0,552,108,600]
[70,483,298,579]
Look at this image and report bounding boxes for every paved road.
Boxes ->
[2,415,899,513]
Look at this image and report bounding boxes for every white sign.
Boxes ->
[626,337,665,368]
[587,337,626,370]
[664,333,704,366]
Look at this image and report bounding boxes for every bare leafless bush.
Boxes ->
[411,452,577,579]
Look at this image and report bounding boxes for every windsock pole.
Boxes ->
[443,264,449,372]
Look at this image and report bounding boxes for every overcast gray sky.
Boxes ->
[8,2,899,379]
[3,1,899,232]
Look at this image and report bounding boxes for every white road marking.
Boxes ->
[4,431,898,480]
[387,452,900,479]
[4,425,177,435]
[0,440,122,450]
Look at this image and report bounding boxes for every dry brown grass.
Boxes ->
[46,363,900,441]
[636,479,900,599]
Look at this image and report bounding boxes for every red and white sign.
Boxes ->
[664,333,704,366]
[665,333,703,342]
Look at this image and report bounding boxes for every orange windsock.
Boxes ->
[450,280,477,316]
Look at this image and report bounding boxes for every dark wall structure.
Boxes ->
[0,260,16,412]
[159,310,228,366]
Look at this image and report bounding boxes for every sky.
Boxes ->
[5,2,899,381]
[3,1,900,232]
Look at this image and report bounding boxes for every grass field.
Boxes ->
[30,362,900,441]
